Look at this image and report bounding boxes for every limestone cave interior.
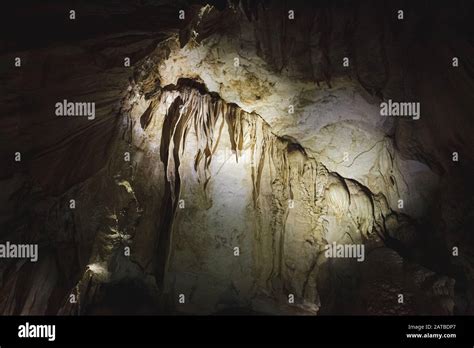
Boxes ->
[1,0,473,317]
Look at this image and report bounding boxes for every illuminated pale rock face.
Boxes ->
[154,29,438,220]
[56,76,429,315]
